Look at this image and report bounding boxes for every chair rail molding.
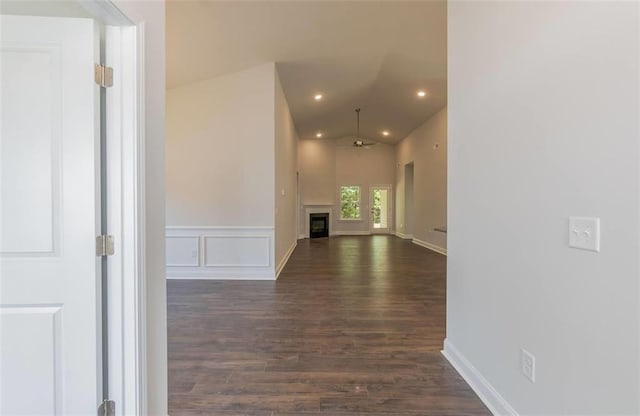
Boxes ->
[166,226,276,280]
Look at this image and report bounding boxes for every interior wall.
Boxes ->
[166,63,275,227]
[110,1,167,414]
[274,69,299,272]
[395,107,447,251]
[297,138,336,235]
[165,63,279,280]
[335,143,396,234]
[403,163,414,236]
[297,138,395,235]
[447,2,639,415]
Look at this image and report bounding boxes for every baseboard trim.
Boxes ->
[166,272,276,280]
[442,339,518,416]
[275,240,297,279]
[412,238,447,256]
[332,231,372,236]
[395,232,414,240]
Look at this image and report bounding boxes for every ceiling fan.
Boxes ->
[351,108,376,148]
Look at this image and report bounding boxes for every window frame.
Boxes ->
[339,185,362,221]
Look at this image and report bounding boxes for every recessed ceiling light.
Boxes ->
[417,90,427,98]
[382,131,390,136]
[314,94,323,101]
[316,132,323,138]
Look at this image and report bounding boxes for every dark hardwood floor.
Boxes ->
[168,235,490,415]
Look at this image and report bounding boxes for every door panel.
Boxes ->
[0,15,101,415]
[1,45,60,254]
[370,186,391,234]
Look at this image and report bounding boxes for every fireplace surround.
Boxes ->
[303,205,332,238]
[309,213,329,239]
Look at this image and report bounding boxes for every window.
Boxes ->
[340,185,360,220]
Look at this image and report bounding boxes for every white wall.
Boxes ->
[404,163,414,236]
[335,143,396,234]
[165,64,278,280]
[297,138,336,206]
[166,63,275,227]
[395,107,447,252]
[447,2,639,415]
[166,63,299,280]
[298,138,396,236]
[297,138,335,236]
[274,69,298,274]
[111,1,167,414]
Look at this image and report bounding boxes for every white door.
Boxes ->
[370,186,391,234]
[0,15,101,415]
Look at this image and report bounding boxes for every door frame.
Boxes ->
[369,184,393,234]
[80,1,147,413]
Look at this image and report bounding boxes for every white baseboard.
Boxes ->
[442,339,518,416]
[298,234,306,240]
[412,237,447,256]
[332,231,372,236]
[167,271,275,280]
[395,232,414,240]
[275,240,297,279]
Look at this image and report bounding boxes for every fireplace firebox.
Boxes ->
[309,213,329,238]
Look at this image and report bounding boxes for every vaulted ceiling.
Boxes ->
[167,1,447,144]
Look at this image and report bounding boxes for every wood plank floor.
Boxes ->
[168,235,490,416]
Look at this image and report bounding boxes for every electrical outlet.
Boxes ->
[521,349,536,383]
[568,216,600,252]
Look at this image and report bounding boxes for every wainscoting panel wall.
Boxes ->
[166,236,200,267]
[166,227,275,280]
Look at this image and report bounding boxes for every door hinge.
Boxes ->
[96,235,115,257]
[97,399,115,416]
[94,64,113,88]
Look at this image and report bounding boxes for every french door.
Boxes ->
[369,185,391,234]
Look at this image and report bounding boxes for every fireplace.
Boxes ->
[309,213,329,239]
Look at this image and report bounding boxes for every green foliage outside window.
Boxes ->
[340,186,360,219]
[373,190,382,225]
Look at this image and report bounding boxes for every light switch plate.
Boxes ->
[569,216,600,252]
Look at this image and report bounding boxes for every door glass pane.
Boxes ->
[373,189,388,229]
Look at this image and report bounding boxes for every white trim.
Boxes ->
[338,185,362,221]
[369,184,393,234]
[275,240,297,279]
[298,234,306,240]
[412,237,447,256]
[133,21,147,416]
[166,225,274,230]
[333,231,371,236]
[168,271,276,280]
[395,232,414,240]
[79,0,131,25]
[303,206,332,238]
[442,339,518,416]
[98,1,145,414]
[166,226,276,280]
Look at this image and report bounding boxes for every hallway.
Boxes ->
[168,236,489,415]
